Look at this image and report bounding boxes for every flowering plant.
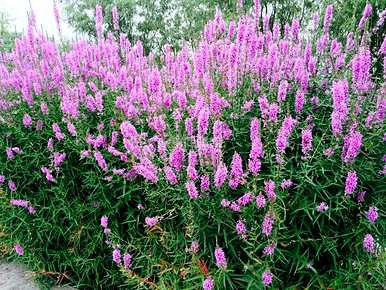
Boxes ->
[0,1,385,289]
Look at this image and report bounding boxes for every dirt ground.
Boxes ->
[0,261,75,290]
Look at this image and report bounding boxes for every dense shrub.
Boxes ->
[0,1,385,289]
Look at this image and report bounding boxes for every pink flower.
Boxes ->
[198,107,210,135]
[10,199,29,208]
[258,95,270,118]
[14,244,24,256]
[342,130,362,163]
[52,123,65,141]
[101,216,108,228]
[281,179,293,189]
[312,12,320,31]
[67,122,77,136]
[47,138,54,151]
[229,202,241,212]
[262,270,273,286]
[23,114,32,127]
[264,180,276,201]
[291,18,300,40]
[316,202,329,212]
[237,192,253,206]
[295,90,305,113]
[236,220,247,236]
[323,148,335,157]
[242,100,254,112]
[357,191,366,203]
[344,171,357,195]
[379,36,386,55]
[276,116,296,152]
[358,3,372,30]
[112,248,121,264]
[123,253,132,269]
[53,0,61,33]
[188,151,198,167]
[6,148,14,160]
[221,199,230,208]
[229,152,243,189]
[137,204,145,210]
[248,158,261,175]
[187,164,198,181]
[323,5,333,33]
[186,181,199,200]
[214,163,227,189]
[95,4,104,40]
[331,80,349,135]
[363,234,375,253]
[133,158,159,183]
[249,117,263,175]
[81,150,90,158]
[8,180,16,192]
[203,277,214,290]
[263,243,276,256]
[94,151,108,172]
[163,166,178,185]
[262,213,274,236]
[190,240,200,254]
[28,206,36,215]
[214,247,227,269]
[12,147,20,154]
[185,118,194,136]
[277,80,288,102]
[41,167,55,182]
[112,6,120,31]
[120,121,138,139]
[169,143,185,172]
[200,175,210,191]
[256,194,266,209]
[352,48,372,93]
[367,206,378,224]
[268,103,279,122]
[40,102,49,115]
[145,216,159,227]
[36,120,44,131]
[53,152,66,168]
[301,129,313,155]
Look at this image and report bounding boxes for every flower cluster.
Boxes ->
[10,199,36,215]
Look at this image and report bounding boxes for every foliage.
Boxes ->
[0,11,19,52]
[0,1,386,290]
[61,0,316,53]
[323,0,386,80]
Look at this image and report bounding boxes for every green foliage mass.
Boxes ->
[0,12,19,53]
[61,0,317,53]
